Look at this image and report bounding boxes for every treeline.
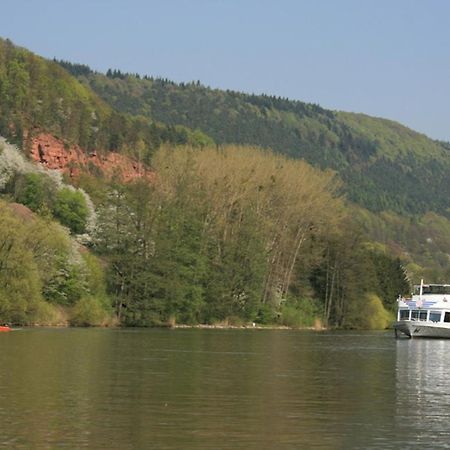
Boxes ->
[67,60,450,216]
[94,145,409,328]
[355,207,450,282]
[4,39,450,277]
[0,38,213,164]
[0,138,409,328]
[0,38,428,328]
[51,51,450,285]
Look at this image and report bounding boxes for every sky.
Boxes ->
[1,0,450,141]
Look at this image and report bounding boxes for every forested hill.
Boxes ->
[60,62,450,216]
[0,38,212,164]
[2,37,448,216]
[0,37,447,328]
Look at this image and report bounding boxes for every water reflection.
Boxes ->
[2,329,449,449]
[395,339,450,447]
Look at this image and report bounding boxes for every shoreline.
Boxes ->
[6,322,327,331]
[173,323,326,331]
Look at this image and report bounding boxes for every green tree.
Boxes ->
[12,172,56,213]
[53,188,89,234]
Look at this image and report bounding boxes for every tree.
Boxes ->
[53,188,89,234]
[12,172,56,213]
[96,145,344,326]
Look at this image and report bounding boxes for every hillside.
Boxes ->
[0,38,212,169]
[0,137,113,326]
[1,37,449,328]
[64,64,450,216]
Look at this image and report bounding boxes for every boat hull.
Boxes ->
[394,321,450,338]
[0,326,11,332]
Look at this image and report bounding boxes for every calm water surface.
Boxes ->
[0,328,449,449]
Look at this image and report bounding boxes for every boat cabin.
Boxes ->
[395,283,450,338]
[398,309,450,323]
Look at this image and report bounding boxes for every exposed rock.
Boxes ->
[29,133,152,182]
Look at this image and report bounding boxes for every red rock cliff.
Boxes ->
[29,133,152,182]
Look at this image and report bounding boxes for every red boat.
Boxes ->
[0,326,11,332]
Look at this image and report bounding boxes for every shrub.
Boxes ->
[33,302,69,326]
[255,303,276,324]
[346,293,394,330]
[279,297,321,328]
[11,172,57,212]
[279,306,303,328]
[53,188,89,234]
[70,296,111,326]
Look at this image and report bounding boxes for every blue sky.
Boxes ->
[1,0,449,140]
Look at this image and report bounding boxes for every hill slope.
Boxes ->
[0,38,212,166]
[64,65,450,216]
[1,38,449,327]
[1,39,450,283]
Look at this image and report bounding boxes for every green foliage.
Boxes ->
[42,259,86,305]
[10,172,56,212]
[279,306,305,329]
[32,301,67,326]
[0,201,56,323]
[255,303,277,324]
[202,211,267,322]
[2,38,450,219]
[2,40,447,329]
[368,250,410,311]
[354,206,450,283]
[73,173,109,205]
[0,199,111,325]
[64,60,450,216]
[53,188,89,234]
[70,296,111,326]
[82,252,109,300]
[309,221,410,329]
[3,170,91,235]
[95,145,343,327]
[0,38,214,169]
[0,215,43,324]
[279,297,322,328]
[0,144,412,330]
[345,293,394,330]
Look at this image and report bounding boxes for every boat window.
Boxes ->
[399,310,410,320]
[445,312,450,323]
[415,285,450,295]
[411,310,427,321]
[430,312,441,322]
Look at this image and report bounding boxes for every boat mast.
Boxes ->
[417,278,424,309]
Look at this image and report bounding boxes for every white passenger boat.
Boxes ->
[394,281,450,338]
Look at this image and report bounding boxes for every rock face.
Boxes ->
[30,133,150,182]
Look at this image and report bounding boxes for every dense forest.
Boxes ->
[1,37,447,328]
[0,38,212,161]
[56,58,450,282]
[61,61,450,216]
[0,138,408,328]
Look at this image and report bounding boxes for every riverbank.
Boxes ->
[5,321,327,331]
[175,324,292,330]
[173,322,326,331]
[6,308,328,331]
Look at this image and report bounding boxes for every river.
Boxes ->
[0,328,449,449]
